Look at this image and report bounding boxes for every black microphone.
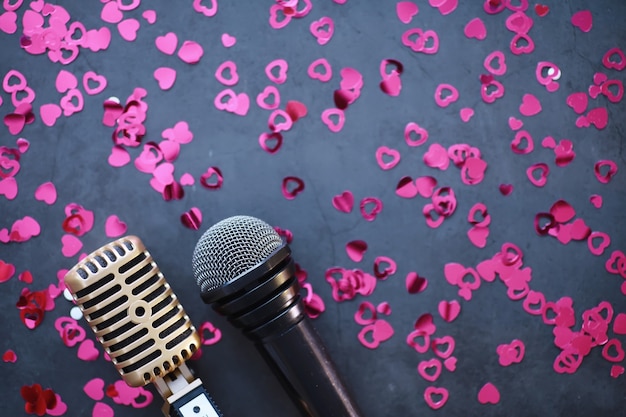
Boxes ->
[192,215,364,417]
[64,236,223,417]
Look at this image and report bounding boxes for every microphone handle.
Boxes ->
[256,318,364,417]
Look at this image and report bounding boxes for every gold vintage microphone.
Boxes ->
[64,235,222,417]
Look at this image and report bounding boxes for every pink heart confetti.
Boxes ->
[117,18,140,42]
[424,386,448,410]
[477,382,500,404]
[154,67,177,90]
[310,16,334,46]
[375,146,400,170]
[265,59,288,84]
[406,272,428,294]
[92,402,114,417]
[396,2,419,24]
[332,191,354,213]
[105,215,127,238]
[55,70,77,93]
[101,1,123,23]
[34,182,56,205]
[571,10,592,33]
[221,33,236,47]
[0,10,17,34]
[39,104,62,127]
[142,9,157,24]
[61,234,83,257]
[108,145,130,167]
[456,107,474,124]
[519,93,542,116]
[181,207,203,230]
[464,17,486,40]
[0,177,18,200]
[417,358,442,382]
[77,339,99,361]
[155,32,178,55]
[345,240,368,263]
[193,0,218,17]
[82,71,107,95]
[321,108,345,133]
[177,40,204,64]
[438,300,461,322]
[83,378,105,401]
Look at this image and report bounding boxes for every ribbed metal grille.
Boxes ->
[192,216,283,293]
[64,236,200,387]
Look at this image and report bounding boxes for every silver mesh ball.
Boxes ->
[192,215,284,293]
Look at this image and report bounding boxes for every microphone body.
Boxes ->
[193,216,364,417]
[64,236,222,417]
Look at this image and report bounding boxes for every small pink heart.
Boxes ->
[309,16,334,46]
[424,386,448,410]
[178,40,204,64]
[375,146,400,170]
[589,194,602,209]
[508,116,523,130]
[92,402,114,417]
[541,136,556,149]
[464,17,486,40]
[415,176,437,198]
[443,356,457,372]
[215,61,239,86]
[396,176,418,198]
[154,67,177,90]
[266,59,288,84]
[46,394,67,417]
[199,321,222,345]
[108,145,130,167]
[332,191,354,213]
[0,11,18,34]
[346,239,367,262]
[308,58,332,82]
[105,215,127,238]
[438,300,461,322]
[566,92,588,114]
[499,184,513,196]
[0,177,18,200]
[193,0,218,17]
[55,69,78,93]
[458,107,474,122]
[256,85,280,110]
[477,382,500,404]
[180,173,195,186]
[61,234,83,257]
[423,143,450,170]
[233,93,250,116]
[404,122,428,146]
[4,112,26,135]
[181,207,203,230]
[101,1,123,24]
[155,32,178,55]
[519,93,542,117]
[406,272,428,294]
[142,9,157,24]
[83,378,105,401]
[396,1,418,24]
[571,10,592,33]
[586,107,608,130]
[321,108,345,133]
[417,358,442,382]
[221,33,236,47]
[39,104,62,127]
[82,71,107,95]
[467,225,489,248]
[77,339,99,361]
[34,182,57,204]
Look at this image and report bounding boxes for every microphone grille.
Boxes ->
[192,215,283,293]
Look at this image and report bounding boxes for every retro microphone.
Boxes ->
[192,215,364,417]
[64,236,222,417]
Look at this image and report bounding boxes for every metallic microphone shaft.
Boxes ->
[64,236,222,417]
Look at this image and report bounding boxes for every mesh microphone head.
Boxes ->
[192,215,284,293]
